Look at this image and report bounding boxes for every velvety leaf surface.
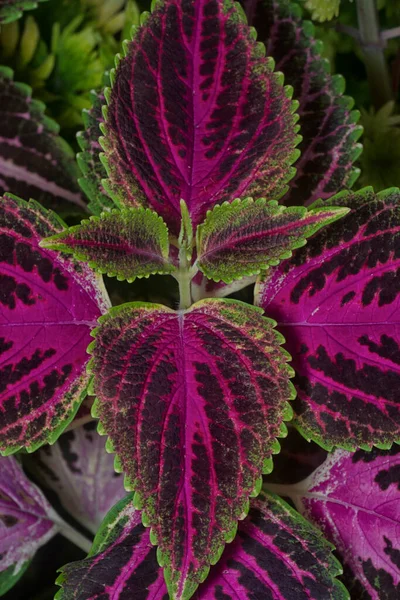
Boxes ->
[77,83,114,216]
[41,208,174,282]
[0,0,47,24]
[276,447,400,600]
[196,198,348,283]
[89,298,294,599]
[243,0,362,206]
[102,0,299,236]
[257,187,400,450]
[0,67,85,212]
[25,422,125,535]
[0,456,58,593]
[57,491,347,600]
[0,194,109,453]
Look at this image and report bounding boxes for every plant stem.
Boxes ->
[356,0,393,108]
[382,26,400,41]
[49,509,93,553]
[58,522,93,553]
[176,246,196,310]
[177,269,193,310]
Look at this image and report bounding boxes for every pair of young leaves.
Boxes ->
[1,0,399,599]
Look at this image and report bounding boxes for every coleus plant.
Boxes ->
[0,0,399,600]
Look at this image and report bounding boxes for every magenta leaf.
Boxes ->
[196,198,348,283]
[55,494,165,600]
[0,456,58,594]
[0,0,48,24]
[88,298,295,599]
[272,447,400,600]
[41,208,175,282]
[0,67,85,213]
[242,0,363,206]
[24,422,126,535]
[101,0,299,236]
[77,81,115,216]
[56,490,348,600]
[0,194,109,453]
[257,187,400,450]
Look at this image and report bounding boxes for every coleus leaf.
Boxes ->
[101,0,299,236]
[24,422,126,535]
[267,447,400,599]
[243,0,362,206]
[0,0,48,24]
[41,208,175,282]
[196,197,348,283]
[56,490,348,600]
[0,194,109,453]
[88,298,295,599]
[0,67,86,213]
[0,456,58,594]
[77,80,115,216]
[256,187,400,450]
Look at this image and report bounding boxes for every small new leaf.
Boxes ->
[41,208,175,282]
[196,198,348,283]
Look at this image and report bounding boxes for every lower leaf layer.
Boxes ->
[88,298,294,599]
[57,491,348,600]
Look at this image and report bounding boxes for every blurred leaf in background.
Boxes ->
[0,0,141,140]
[358,101,400,190]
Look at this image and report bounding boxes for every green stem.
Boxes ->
[356,0,393,108]
[49,509,93,553]
[176,248,197,310]
[59,522,92,553]
[177,269,193,310]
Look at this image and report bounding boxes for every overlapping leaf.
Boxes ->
[24,422,126,535]
[270,447,400,599]
[0,456,58,595]
[77,81,114,216]
[89,298,294,599]
[41,208,175,282]
[57,491,348,600]
[257,187,400,450]
[196,198,348,283]
[0,194,109,453]
[242,0,362,206]
[0,0,48,24]
[101,0,299,236]
[0,67,85,213]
